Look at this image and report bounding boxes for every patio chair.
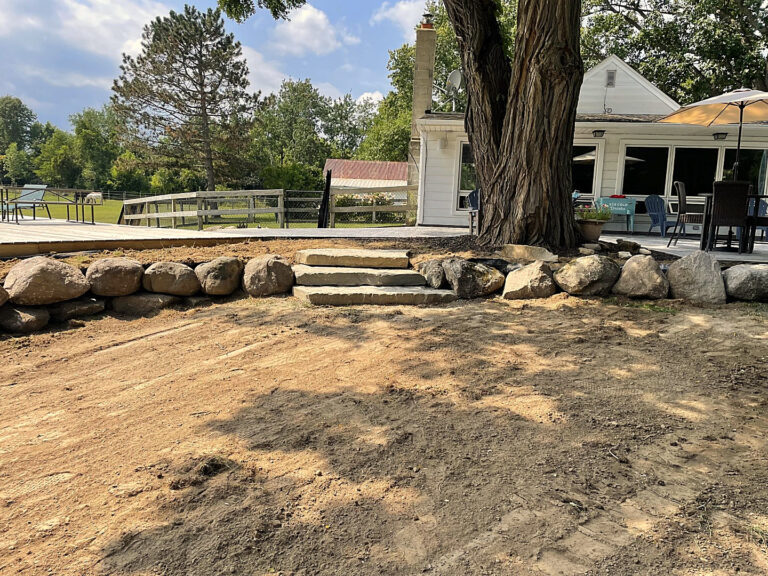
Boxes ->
[13,185,51,221]
[667,181,705,247]
[645,195,675,238]
[707,180,751,253]
[747,197,768,252]
[468,188,481,235]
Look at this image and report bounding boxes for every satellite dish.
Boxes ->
[447,69,464,91]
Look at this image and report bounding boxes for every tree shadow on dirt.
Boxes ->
[98,296,761,575]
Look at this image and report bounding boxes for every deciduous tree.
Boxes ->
[0,96,36,151]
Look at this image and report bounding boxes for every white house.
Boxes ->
[413,51,768,232]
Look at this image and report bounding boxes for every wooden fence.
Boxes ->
[120,186,418,230]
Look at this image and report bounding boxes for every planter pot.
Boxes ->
[577,219,607,242]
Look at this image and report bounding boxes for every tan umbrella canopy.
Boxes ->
[659,88,768,179]
[572,150,644,164]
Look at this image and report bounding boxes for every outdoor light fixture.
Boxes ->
[713,133,728,141]
[592,129,606,138]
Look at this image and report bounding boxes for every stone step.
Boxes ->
[293,285,457,306]
[293,265,426,287]
[294,249,411,269]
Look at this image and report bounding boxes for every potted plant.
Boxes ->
[575,204,612,242]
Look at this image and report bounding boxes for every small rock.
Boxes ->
[143,262,200,296]
[579,248,595,256]
[617,251,633,259]
[639,248,652,256]
[498,244,559,263]
[502,261,558,300]
[195,257,244,296]
[242,256,294,298]
[49,297,106,322]
[467,258,521,275]
[723,264,768,302]
[0,305,50,334]
[442,258,505,299]
[111,293,181,316]
[4,257,89,305]
[185,296,214,308]
[86,258,144,297]
[554,255,621,296]
[416,259,446,289]
[612,256,669,300]
[582,243,602,252]
[666,251,726,304]
[616,239,642,254]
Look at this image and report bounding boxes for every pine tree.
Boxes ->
[112,5,254,191]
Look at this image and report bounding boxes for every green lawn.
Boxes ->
[42,199,125,224]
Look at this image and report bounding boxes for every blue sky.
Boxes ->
[0,0,427,128]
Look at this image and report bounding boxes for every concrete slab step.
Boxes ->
[294,249,410,269]
[293,285,457,306]
[293,265,426,287]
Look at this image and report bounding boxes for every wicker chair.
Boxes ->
[667,181,705,247]
[747,197,768,252]
[707,180,751,253]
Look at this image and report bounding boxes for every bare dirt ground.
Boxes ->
[1,270,768,574]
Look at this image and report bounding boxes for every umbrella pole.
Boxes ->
[734,103,745,180]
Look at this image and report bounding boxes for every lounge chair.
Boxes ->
[12,185,52,221]
[645,195,675,238]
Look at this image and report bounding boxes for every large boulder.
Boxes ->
[0,305,50,334]
[3,257,89,306]
[666,251,726,304]
[0,286,8,308]
[142,262,200,296]
[554,255,621,296]
[416,259,446,289]
[498,244,558,263]
[111,293,181,316]
[442,258,505,299]
[49,298,106,323]
[242,256,294,298]
[502,261,558,300]
[723,264,768,302]
[195,257,244,296]
[612,255,670,300]
[86,258,144,297]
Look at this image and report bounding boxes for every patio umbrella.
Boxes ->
[659,88,768,179]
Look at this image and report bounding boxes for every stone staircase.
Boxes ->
[292,249,457,306]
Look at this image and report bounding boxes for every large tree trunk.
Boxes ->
[444,0,583,248]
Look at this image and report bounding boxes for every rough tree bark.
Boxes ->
[443,0,583,248]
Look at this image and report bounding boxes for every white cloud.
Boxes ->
[316,82,344,100]
[271,4,359,57]
[357,91,384,105]
[19,65,113,89]
[56,0,170,60]
[242,46,287,96]
[371,1,424,42]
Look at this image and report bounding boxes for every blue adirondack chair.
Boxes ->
[645,194,675,238]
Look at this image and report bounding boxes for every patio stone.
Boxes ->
[666,251,726,304]
[612,256,669,300]
[293,285,457,306]
[723,264,768,302]
[295,249,411,269]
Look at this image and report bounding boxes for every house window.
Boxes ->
[606,70,616,88]
[671,148,719,196]
[621,146,669,197]
[723,149,768,194]
[572,145,597,196]
[457,142,477,210]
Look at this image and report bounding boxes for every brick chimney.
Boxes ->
[407,13,437,188]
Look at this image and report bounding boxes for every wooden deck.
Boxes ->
[0,220,469,257]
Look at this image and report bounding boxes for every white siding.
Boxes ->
[577,56,679,116]
[419,131,470,227]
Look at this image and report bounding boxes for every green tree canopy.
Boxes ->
[2,143,34,185]
[34,129,82,187]
[0,96,37,151]
[71,106,120,189]
[112,5,254,191]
